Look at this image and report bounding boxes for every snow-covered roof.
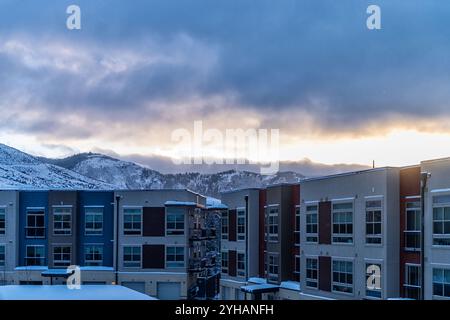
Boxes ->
[280,281,301,291]
[0,285,156,300]
[15,266,48,271]
[164,200,199,207]
[247,277,267,285]
[241,283,279,294]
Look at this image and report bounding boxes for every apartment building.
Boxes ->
[115,189,220,300]
[219,188,263,300]
[299,168,401,300]
[0,191,19,285]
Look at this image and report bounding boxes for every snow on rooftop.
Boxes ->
[247,277,267,285]
[164,201,198,207]
[280,281,300,291]
[0,285,156,300]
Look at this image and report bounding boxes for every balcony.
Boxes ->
[404,231,421,251]
[189,228,216,241]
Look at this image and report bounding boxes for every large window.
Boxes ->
[294,255,300,282]
[332,202,353,244]
[0,245,5,267]
[123,208,142,235]
[85,207,103,236]
[366,263,382,298]
[85,245,103,266]
[404,264,421,300]
[405,202,421,250]
[433,268,450,298]
[366,200,382,244]
[166,246,184,268]
[221,251,228,273]
[267,253,279,282]
[221,211,228,240]
[53,207,72,236]
[433,197,450,246]
[53,246,71,267]
[295,206,300,246]
[25,245,45,266]
[306,205,318,243]
[123,246,141,268]
[266,206,279,242]
[332,260,353,294]
[26,209,45,238]
[237,252,245,277]
[306,258,318,288]
[166,207,185,236]
[237,209,246,241]
[0,208,5,235]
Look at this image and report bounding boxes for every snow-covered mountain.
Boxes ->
[42,153,305,197]
[0,144,114,190]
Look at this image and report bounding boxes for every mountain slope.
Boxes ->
[0,144,114,189]
[45,153,304,197]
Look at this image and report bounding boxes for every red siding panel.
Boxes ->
[228,209,237,242]
[228,250,237,277]
[319,201,332,245]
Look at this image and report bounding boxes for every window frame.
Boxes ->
[404,263,421,300]
[433,267,450,299]
[0,207,6,235]
[166,207,185,236]
[365,199,383,245]
[25,208,45,239]
[84,244,104,266]
[0,244,5,267]
[266,205,279,243]
[84,206,104,236]
[236,207,246,242]
[237,251,245,277]
[53,245,72,267]
[305,203,318,243]
[404,201,421,251]
[331,259,354,295]
[432,197,450,246]
[295,205,300,246]
[267,252,279,282]
[332,201,354,244]
[123,207,143,236]
[165,246,185,268]
[25,245,45,266]
[221,251,228,273]
[294,254,300,282]
[305,257,319,289]
[123,245,142,268]
[53,206,72,236]
[221,211,229,240]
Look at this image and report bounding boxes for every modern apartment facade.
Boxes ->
[299,168,401,300]
[0,191,19,285]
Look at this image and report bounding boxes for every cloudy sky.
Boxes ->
[1,0,450,169]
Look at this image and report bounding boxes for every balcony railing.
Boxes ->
[404,231,421,251]
[189,228,216,240]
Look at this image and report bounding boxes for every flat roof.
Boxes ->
[0,285,156,300]
[301,166,399,183]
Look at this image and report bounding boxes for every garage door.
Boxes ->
[121,281,146,294]
[157,282,181,300]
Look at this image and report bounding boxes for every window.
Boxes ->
[166,246,184,268]
[237,252,245,277]
[85,207,103,236]
[332,260,353,294]
[26,209,45,238]
[306,258,318,288]
[53,207,72,236]
[221,211,228,240]
[332,202,353,244]
[123,208,142,235]
[0,245,5,267]
[366,263,382,298]
[221,251,228,273]
[0,208,5,235]
[433,268,450,298]
[306,205,318,243]
[267,253,279,282]
[84,245,103,266]
[237,209,246,241]
[166,207,185,236]
[366,200,382,245]
[25,245,45,266]
[53,246,71,267]
[404,264,421,300]
[294,255,300,282]
[295,206,300,246]
[266,206,279,242]
[123,246,141,268]
[433,198,450,246]
[405,201,421,250]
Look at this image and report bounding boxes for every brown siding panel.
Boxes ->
[143,244,165,269]
[319,256,331,292]
[228,209,237,242]
[143,207,165,237]
[228,250,237,277]
[319,201,331,245]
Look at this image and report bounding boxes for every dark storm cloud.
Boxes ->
[0,0,450,136]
